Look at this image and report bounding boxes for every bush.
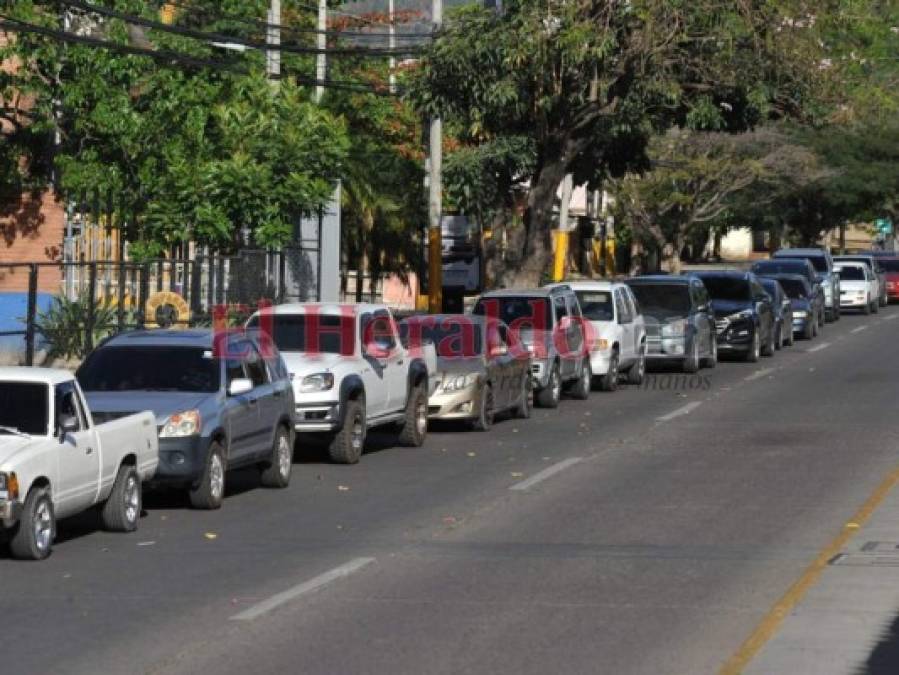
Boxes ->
[34,292,124,361]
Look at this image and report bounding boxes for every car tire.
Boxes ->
[872,299,879,314]
[803,319,814,340]
[398,383,428,447]
[189,442,226,510]
[9,487,55,561]
[745,330,761,363]
[774,324,783,350]
[599,350,620,390]
[329,398,366,464]
[761,325,776,357]
[834,304,841,321]
[701,336,717,369]
[513,376,532,419]
[627,347,647,383]
[785,322,795,346]
[101,464,141,532]
[682,340,700,374]
[570,360,591,400]
[471,385,495,432]
[535,363,562,408]
[260,426,292,488]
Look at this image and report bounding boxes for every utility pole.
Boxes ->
[427,0,443,313]
[316,0,327,102]
[266,0,281,86]
[388,0,396,94]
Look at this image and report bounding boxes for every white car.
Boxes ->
[0,368,159,560]
[834,261,879,314]
[247,303,431,464]
[565,281,647,391]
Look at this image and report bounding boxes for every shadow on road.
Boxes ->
[859,611,899,674]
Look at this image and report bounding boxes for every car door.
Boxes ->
[752,280,774,340]
[625,287,646,357]
[489,322,513,409]
[692,281,713,355]
[55,381,101,515]
[245,341,280,458]
[359,311,394,418]
[223,351,262,463]
[553,294,574,377]
[614,288,634,365]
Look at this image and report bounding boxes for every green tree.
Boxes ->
[407,0,820,284]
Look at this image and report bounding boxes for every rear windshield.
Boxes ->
[777,253,827,272]
[760,279,780,298]
[878,259,899,272]
[473,297,553,329]
[0,382,48,435]
[778,279,809,299]
[836,258,872,270]
[753,261,811,278]
[247,314,354,355]
[79,347,220,393]
[627,284,691,314]
[836,266,864,281]
[575,291,614,321]
[698,277,751,302]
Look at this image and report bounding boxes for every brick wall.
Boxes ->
[0,192,64,293]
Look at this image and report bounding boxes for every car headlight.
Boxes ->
[300,373,335,393]
[661,319,688,337]
[160,410,202,438]
[725,309,754,323]
[442,373,479,392]
[0,472,18,501]
[593,338,610,351]
[793,310,808,318]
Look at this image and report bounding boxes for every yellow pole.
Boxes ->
[552,230,569,282]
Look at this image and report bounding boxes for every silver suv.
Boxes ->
[472,285,591,408]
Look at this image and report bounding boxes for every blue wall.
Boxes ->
[0,293,54,353]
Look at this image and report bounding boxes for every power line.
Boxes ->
[156,0,431,41]
[0,14,398,95]
[59,0,423,57]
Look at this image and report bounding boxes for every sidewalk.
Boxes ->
[746,481,899,674]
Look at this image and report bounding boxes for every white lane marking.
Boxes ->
[510,457,583,491]
[850,325,868,334]
[656,401,702,423]
[807,342,831,353]
[884,314,899,321]
[744,367,775,382]
[230,557,375,621]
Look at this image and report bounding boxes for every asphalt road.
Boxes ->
[4,307,899,675]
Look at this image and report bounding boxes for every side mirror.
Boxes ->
[782,299,791,309]
[364,342,391,361]
[228,378,254,397]
[59,414,79,435]
[558,316,573,331]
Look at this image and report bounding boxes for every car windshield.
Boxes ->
[575,291,614,321]
[247,314,354,355]
[837,258,871,270]
[0,382,48,435]
[78,347,220,392]
[473,297,553,329]
[778,279,809,299]
[628,284,691,314]
[836,266,864,281]
[402,320,483,358]
[753,261,810,279]
[760,280,780,298]
[698,277,751,302]
[878,259,899,272]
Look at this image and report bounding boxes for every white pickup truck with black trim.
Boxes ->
[0,368,158,560]
[247,303,430,464]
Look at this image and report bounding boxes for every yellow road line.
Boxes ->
[719,467,899,675]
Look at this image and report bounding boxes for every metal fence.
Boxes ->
[0,247,323,366]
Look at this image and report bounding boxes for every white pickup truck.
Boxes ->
[0,368,159,560]
[247,303,431,464]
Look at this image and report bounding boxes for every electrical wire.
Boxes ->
[0,14,399,95]
[59,0,424,56]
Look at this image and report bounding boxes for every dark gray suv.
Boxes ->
[78,329,295,509]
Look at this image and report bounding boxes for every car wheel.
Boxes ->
[101,464,141,532]
[329,398,365,464]
[785,322,795,346]
[745,330,761,363]
[803,319,814,340]
[627,347,647,383]
[761,325,776,357]
[260,426,292,488]
[863,299,872,315]
[535,363,561,408]
[872,299,879,314]
[398,383,428,447]
[774,323,783,350]
[513,376,532,419]
[599,350,620,390]
[9,487,55,561]
[571,360,591,400]
[834,303,841,321]
[682,339,699,374]
[471,385,495,432]
[189,442,226,510]
[701,335,717,369]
